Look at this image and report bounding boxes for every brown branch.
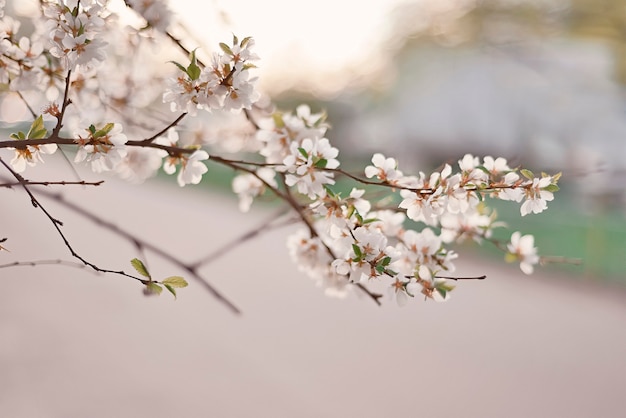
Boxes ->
[0,156,147,285]
[433,275,487,281]
[51,69,72,138]
[190,208,295,269]
[0,180,104,188]
[136,112,188,145]
[32,187,241,314]
[0,259,99,273]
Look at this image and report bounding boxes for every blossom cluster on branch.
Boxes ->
[0,0,566,309]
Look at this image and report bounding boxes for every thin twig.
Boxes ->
[190,207,295,269]
[33,187,242,314]
[0,156,147,285]
[0,259,99,273]
[0,180,104,188]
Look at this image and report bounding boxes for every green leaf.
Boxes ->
[130,258,151,278]
[272,113,285,128]
[232,34,239,46]
[240,36,252,47]
[314,158,328,168]
[162,276,188,288]
[93,123,114,139]
[187,50,201,81]
[505,253,518,263]
[323,184,336,198]
[164,284,177,299]
[543,184,559,193]
[10,132,25,140]
[169,60,188,73]
[219,42,233,56]
[476,165,490,175]
[26,115,47,139]
[146,282,162,295]
[352,244,362,260]
[297,147,308,159]
[520,168,534,180]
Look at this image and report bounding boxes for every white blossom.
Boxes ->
[507,231,540,274]
[74,123,128,173]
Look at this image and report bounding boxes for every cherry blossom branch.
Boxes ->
[50,69,72,138]
[31,187,242,314]
[137,112,188,145]
[0,156,148,285]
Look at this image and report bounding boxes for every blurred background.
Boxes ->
[1,0,626,417]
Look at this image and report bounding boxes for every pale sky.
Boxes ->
[171,0,412,95]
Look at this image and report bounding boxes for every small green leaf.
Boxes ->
[219,42,233,56]
[93,123,114,139]
[130,258,151,278]
[543,184,559,193]
[26,115,47,139]
[352,244,362,259]
[169,60,188,73]
[164,284,177,299]
[186,50,201,81]
[162,276,188,288]
[297,147,308,159]
[505,253,518,263]
[520,169,534,180]
[10,132,25,140]
[232,34,239,46]
[240,36,252,47]
[146,282,162,295]
[272,113,285,128]
[476,165,490,175]
[323,184,336,197]
[314,158,328,168]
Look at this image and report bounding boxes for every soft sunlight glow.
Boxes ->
[171,0,411,95]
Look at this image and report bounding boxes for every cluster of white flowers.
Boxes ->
[73,122,128,173]
[43,0,108,71]
[281,151,559,302]
[0,1,563,307]
[163,36,260,115]
[0,16,45,91]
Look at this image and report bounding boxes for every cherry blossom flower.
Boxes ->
[414,265,453,302]
[281,137,340,199]
[520,177,555,216]
[364,153,403,184]
[74,123,128,173]
[287,229,350,298]
[9,143,58,173]
[507,231,540,274]
[389,277,420,306]
[232,167,276,212]
[483,156,511,177]
[163,149,209,187]
[257,105,328,164]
